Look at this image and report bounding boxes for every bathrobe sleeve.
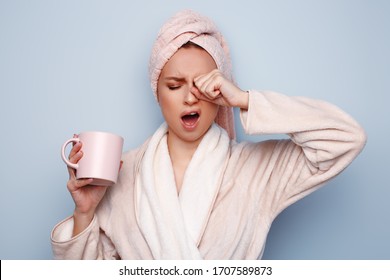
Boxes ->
[51,148,148,260]
[240,90,366,219]
[51,215,119,259]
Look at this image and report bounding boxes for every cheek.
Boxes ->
[204,103,219,121]
[159,97,170,116]
[157,87,168,107]
[158,93,178,120]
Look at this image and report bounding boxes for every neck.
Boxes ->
[167,132,202,165]
[167,129,205,193]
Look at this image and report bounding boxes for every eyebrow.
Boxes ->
[163,77,186,82]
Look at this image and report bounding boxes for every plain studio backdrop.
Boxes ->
[0,0,388,259]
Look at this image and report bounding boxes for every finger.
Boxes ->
[67,165,77,179]
[69,148,83,164]
[195,71,222,99]
[197,81,220,100]
[194,74,210,93]
[200,69,220,82]
[193,75,206,89]
[190,85,219,104]
[202,78,222,99]
[190,86,203,99]
[69,141,82,160]
[67,148,83,179]
[68,178,94,191]
[194,69,219,86]
[75,178,94,188]
[191,85,211,102]
[71,134,79,147]
[194,71,214,93]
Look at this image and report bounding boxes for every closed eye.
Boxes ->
[164,77,186,91]
[168,85,181,90]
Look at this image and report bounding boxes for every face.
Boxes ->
[157,46,219,144]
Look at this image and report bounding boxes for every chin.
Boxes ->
[168,123,211,144]
[180,129,207,143]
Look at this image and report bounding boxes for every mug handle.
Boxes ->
[61,138,80,169]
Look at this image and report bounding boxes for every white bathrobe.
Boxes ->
[51,90,366,259]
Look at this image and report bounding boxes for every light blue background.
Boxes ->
[0,0,388,259]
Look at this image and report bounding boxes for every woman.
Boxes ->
[51,10,366,259]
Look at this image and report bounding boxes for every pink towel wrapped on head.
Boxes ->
[149,10,236,139]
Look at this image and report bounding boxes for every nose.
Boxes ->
[184,85,199,105]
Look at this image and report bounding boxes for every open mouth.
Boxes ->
[181,112,200,128]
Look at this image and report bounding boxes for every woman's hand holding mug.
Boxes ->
[61,131,124,236]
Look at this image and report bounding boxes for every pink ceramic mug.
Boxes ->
[61,131,124,186]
